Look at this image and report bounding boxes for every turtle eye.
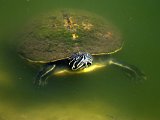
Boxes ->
[87,62,92,66]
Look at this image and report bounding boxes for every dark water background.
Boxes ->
[0,0,160,120]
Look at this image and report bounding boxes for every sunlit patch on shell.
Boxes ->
[104,32,113,39]
[72,33,79,40]
[82,22,93,30]
[63,17,79,32]
[63,15,79,40]
[63,13,93,40]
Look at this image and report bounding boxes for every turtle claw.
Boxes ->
[124,66,146,82]
[34,64,56,87]
[110,59,147,81]
[33,77,48,87]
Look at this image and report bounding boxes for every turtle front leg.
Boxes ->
[108,58,146,81]
[34,63,56,86]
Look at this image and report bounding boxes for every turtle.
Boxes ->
[18,9,146,86]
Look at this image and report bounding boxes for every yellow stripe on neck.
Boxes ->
[54,63,106,76]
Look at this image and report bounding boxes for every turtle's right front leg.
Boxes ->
[34,63,56,86]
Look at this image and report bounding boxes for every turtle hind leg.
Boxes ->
[34,63,56,86]
[109,59,147,81]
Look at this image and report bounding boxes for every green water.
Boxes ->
[0,0,160,120]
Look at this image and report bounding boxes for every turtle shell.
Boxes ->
[18,9,123,63]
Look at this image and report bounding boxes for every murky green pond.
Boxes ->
[0,0,160,120]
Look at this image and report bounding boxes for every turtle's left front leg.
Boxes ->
[34,63,56,86]
[108,58,147,81]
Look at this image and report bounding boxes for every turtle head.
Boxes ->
[68,52,93,71]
